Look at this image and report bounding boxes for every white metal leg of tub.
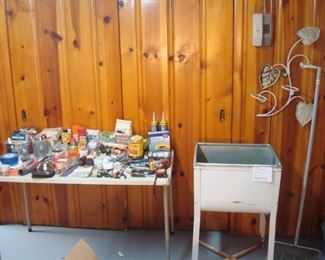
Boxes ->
[191,202,201,260]
[259,213,266,243]
[267,205,278,260]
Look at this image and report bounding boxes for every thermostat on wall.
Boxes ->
[252,13,273,46]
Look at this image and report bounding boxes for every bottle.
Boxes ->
[61,129,71,145]
[78,127,87,150]
[159,112,167,131]
[151,112,158,132]
[71,125,80,145]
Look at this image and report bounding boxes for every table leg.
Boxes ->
[267,205,277,260]
[22,183,32,232]
[191,201,201,260]
[168,184,175,234]
[163,186,170,260]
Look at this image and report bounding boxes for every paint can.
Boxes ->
[61,129,71,144]
[128,135,144,159]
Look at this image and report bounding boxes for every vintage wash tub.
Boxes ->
[192,143,282,260]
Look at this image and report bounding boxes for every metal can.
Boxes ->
[61,129,71,145]
[78,127,87,150]
[128,135,144,159]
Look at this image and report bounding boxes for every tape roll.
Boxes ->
[0,153,19,166]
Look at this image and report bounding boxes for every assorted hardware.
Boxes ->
[0,119,172,182]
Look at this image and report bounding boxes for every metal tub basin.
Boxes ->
[194,143,282,213]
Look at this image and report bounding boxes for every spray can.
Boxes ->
[61,129,71,145]
[151,112,158,132]
[78,127,87,150]
[159,112,167,131]
[71,125,80,145]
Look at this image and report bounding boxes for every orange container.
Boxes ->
[71,125,80,144]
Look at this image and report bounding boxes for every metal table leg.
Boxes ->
[163,185,170,260]
[267,205,278,260]
[22,183,32,232]
[191,200,201,260]
[168,183,175,234]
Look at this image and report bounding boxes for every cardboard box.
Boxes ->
[148,131,170,151]
[65,239,98,260]
[115,119,132,144]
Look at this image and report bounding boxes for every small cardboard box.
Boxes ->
[115,119,132,144]
[65,239,98,260]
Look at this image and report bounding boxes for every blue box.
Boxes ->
[148,131,170,152]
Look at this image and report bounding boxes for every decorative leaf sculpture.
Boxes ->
[259,64,281,89]
[297,27,320,45]
[295,101,313,127]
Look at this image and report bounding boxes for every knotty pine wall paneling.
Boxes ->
[3,0,53,226]
[31,0,65,227]
[138,0,169,228]
[118,0,170,228]
[118,0,144,228]
[6,0,46,129]
[0,1,22,224]
[56,0,126,229]
[171,0,200,229]
[0,0,16,148]
[271,0,325,236]
[231,0,274,236]
[95,0,123,131]
[94,0,126,229]
[35,0,62,127]
[199,0,233,231]
[301,0,325,236]
[0,0,325,237]
[57,0,100,128]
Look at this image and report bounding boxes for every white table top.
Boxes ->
[0,171,171,186]
[0,161,172,186]
[0,156,173,186]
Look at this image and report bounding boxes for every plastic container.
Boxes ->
[0,164,10,176]
[13,141,30,161]
[32,140,50,159]
[159,112,167,131]
[151,112,158,132]
[0,153,19,166]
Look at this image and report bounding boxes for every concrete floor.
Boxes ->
[0,224,323,260]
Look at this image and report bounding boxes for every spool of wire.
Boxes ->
[0,153,19,166]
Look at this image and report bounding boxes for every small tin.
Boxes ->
[61,129,71,145]
[128,135,144,159]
